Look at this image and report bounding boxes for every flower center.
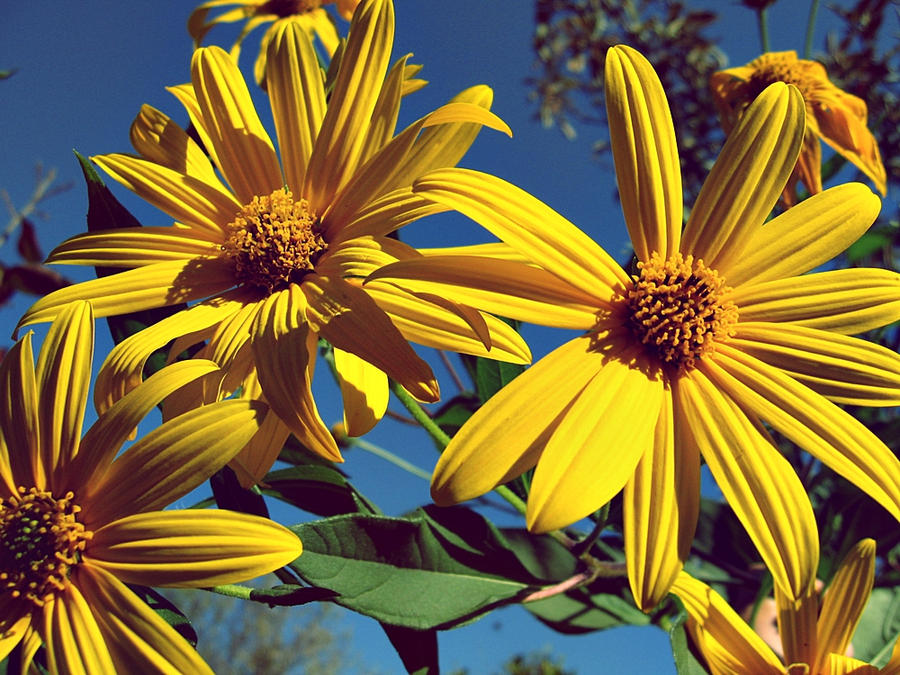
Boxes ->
[624,252,737,371]
[259,0,321,16]
[744,57,818,102]
[0,487,91,607]
[222,189,328,293]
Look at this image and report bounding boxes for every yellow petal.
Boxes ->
[527,344,662,533]
[723,183,881,287]
[302,274,439,402]
[251,286,343,461]
[87,509,302,586]
[129,104,222,186]
[367,255,602,330]
[604,45,682,260]
[358,54,410,166]
[68,360,223,491]
[432,335,605,505]
[191,46,283,202]
[91,153,239,233]
[18,258,236,328]
[682,82,805,273]
[707,345,900,524]
[43,581,116,675]
[0,600,29,663]
[230,409,292,487]
[74,564,213,674]
[826,654,879,675]
[304,0,393,209]
[166,82,222,172]
[732,322,900,406]
[0,333,42,490]
[670,572,784,674]
[732,268,900,335]
[266,17,326,190]
[676,367,818,601]
[48,227,222,267]
[624,390,698,611]
[363,281,532,364]
[412,168,630,302]
[816,539,876,671]
[334,347,388,437]
[335,186,448,243]
[774,583,818,672]
[82,399,267,528]
[34,301,93,492]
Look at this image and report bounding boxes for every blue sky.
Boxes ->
[0,1,886,672]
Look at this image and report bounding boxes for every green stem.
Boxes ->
[389,380,451,448]
[207,584,252,600]
[343,434,432,481]
[571,502,611,557]
[757,7,770,52]
[804,0,820,58]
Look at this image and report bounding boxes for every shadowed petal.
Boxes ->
[334,187,448,243]
[527,344,663,533]
[48,227,223,267]
[707,345,900,524]
[191,46,283,202]
[676,367,818,601]
[74,565,212,674]
[87,510,301,587]
[624,390,699,610]
[605,45,682,260]
[432,335,605,506]
[266,17,326,191]
[334,347,388,437]
[34,301,93,491]
[731,268,900,335]
[82,399,267,528]
[18,258,236,329]
[42,582,116,674]
[816,539,876,672]
[732,322,900,406]
[367,255,603,330]
[231,409,292,487]
[682,83,804,272]
[91,153,240,233]
[774,584,818,671]
[0,599,29,663]
[251,286,342,461]
[671,572,783,674]
[303,274,438,402]
[0,333,42,490]
[412,168,630,301]
[723,183,881,287]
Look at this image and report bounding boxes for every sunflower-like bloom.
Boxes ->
[672,540,900,674]
[0,301,302,673]
[369,45,900,611]
[710,50,887,204]
[19,0,528,484]
[189,0,360,85]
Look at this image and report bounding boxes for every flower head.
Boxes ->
[672,539,900,674]
[189,0,361,84]
[370,45,900,611]
[0,301,302,673]
[711,50,887,204]
[20,0,527,484]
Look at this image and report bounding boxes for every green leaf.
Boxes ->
[666,599,707,675]
[289,511,537,629]
[262,465,381,516]
[524,584,650,634]
[210,466,270,518]
[380,623,439,675]
[128,584,198,648]
[0,68,18,80]
[247,584,337,606]
[430,392,479,436]
[852,586,900,664]
[75,151,194,374]
[846,231,890,263]
[475,357,526,404]
[500,529,577,582]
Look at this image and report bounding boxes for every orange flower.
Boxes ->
[711,50,887,204]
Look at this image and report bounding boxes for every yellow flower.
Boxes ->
[672,539,900,675]
[710,50,887,204]
[0,301,302,674]
[369,45,900,611]
[19,0,527,484]
[189,0,361,84]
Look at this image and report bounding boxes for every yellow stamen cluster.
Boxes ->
[222,189,328,293]
[0,487,91,607]
[625,252,737,371]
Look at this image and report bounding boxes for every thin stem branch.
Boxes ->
[343,434,432,481]
[757,7,770,53]
[439,351,465,392]
[804,0,820,58]
[389,380,451,448]
[206,584,252,600]
[1,166,62,249]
